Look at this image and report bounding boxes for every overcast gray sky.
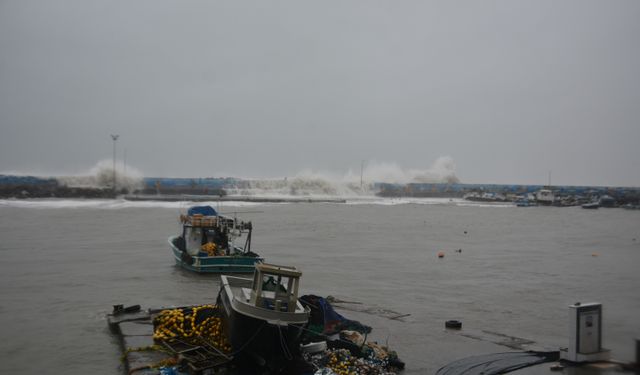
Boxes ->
[1,1,639,186]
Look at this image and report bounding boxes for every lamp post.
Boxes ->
[123,148,127,177]
[111,134,119,192]
[360,160,366,192]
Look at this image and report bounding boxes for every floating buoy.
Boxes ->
[445,320,462,329]
[438,251,445,258]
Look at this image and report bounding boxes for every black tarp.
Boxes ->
[187,205,217,216]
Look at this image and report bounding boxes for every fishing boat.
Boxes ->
[217,263,310,370]
[168,205,263,273]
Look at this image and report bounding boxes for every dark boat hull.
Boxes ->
[217,287,306,370]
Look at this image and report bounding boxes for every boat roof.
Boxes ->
[256,263,302,278]
[188,205,217,216]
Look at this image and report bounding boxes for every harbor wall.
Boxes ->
[2,174,640,202]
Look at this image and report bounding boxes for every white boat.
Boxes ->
[217,263,310,370]
[535,189,555,206]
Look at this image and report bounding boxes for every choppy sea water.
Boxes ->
[0,198,639,374]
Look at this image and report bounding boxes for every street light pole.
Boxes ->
[360,160,365,192]
[123,148,127,178]
[111,134,119,192]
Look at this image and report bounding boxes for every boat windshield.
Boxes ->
[249,264,302,312]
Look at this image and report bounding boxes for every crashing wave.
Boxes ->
[226,156,460,197]
[1,156,459,198]
[56,159,144,192]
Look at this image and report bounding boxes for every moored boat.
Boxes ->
[217,263,310,370]
[599,195,616,208]
[515,198,538,207]
[535,189,555,206]
[168,205,263,273]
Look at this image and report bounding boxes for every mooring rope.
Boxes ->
[277,322,294,360]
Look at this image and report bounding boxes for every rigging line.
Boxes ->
[277,322,294,360]
[229,321,267,356]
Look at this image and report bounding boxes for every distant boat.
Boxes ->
[168,205,263,273]
[535,189,555,206]
[581,202,599,209]
[218,263,310,369]
[598,195,616,208]
[515,198,537,207]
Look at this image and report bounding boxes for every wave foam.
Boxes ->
[0,198,263,210]
[229,157,459,197]
[2,156,461,200]
[0,196,518,209]
[56,159,144,192]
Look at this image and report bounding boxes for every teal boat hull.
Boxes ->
[169,236,263,273]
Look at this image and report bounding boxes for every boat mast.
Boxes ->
[111,134,119,192]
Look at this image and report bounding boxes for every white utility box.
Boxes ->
[560,302,610,362]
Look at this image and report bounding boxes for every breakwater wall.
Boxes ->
[0,175,116,198]
[375,182,640,201]
[2,175,639,202]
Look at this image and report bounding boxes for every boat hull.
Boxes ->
[217,283,307,370]
[169,237,263,273]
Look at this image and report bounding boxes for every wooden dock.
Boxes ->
[107,305,233,374]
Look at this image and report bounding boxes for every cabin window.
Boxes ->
[259,274,292,311]
[262,274,286,292]
[277,276,290,295]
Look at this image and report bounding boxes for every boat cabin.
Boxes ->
[179,205,252,256]
[247,264,302,313]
